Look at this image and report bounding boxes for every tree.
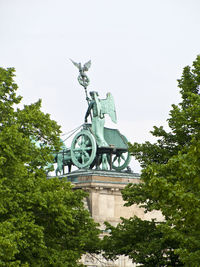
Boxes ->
[0,67,100,266]
[102,217,182,266]
[102,56,200,266]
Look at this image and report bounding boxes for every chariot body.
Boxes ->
[52,60,131,175]
[54,122,131,175]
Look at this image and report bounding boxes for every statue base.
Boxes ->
[66,169,141,227]
[49,170,163,266]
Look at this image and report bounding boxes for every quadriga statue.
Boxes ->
[51,60,131,175]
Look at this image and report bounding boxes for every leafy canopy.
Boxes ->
[102,56,200,266]
[0,67,100,266]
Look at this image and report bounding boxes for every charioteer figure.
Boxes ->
[85,91,117,147]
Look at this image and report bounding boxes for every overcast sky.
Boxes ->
[1,0,200,172]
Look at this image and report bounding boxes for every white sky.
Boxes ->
[1,0,200,172]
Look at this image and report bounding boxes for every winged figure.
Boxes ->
[84,91,117,147]
[100,93,117,123]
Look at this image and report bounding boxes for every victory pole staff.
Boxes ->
[70,59,92,120]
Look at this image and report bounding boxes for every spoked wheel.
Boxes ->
[111,134,131,171]
[71,130,97,169]
[111,151,131,171]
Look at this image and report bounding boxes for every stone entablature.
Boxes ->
[58,170,162,266]
[67,170,142,227]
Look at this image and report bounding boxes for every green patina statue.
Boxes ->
[70,59,91,104]
[70,59,91,89]
[71,59,117,148]
[85,91,117,147]
[48,60,131,175]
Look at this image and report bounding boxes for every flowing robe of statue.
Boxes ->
[85,91,107,147]
[85,91,117,147]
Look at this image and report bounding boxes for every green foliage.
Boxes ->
[103,56,200,266]
[0,67,100,266]
[102,217,182,266]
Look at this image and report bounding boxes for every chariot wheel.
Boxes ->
[111,151,131,171]
[109,134,131,171]
[71,130,97,169]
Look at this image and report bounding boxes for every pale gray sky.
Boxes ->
[1,0,200,172]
